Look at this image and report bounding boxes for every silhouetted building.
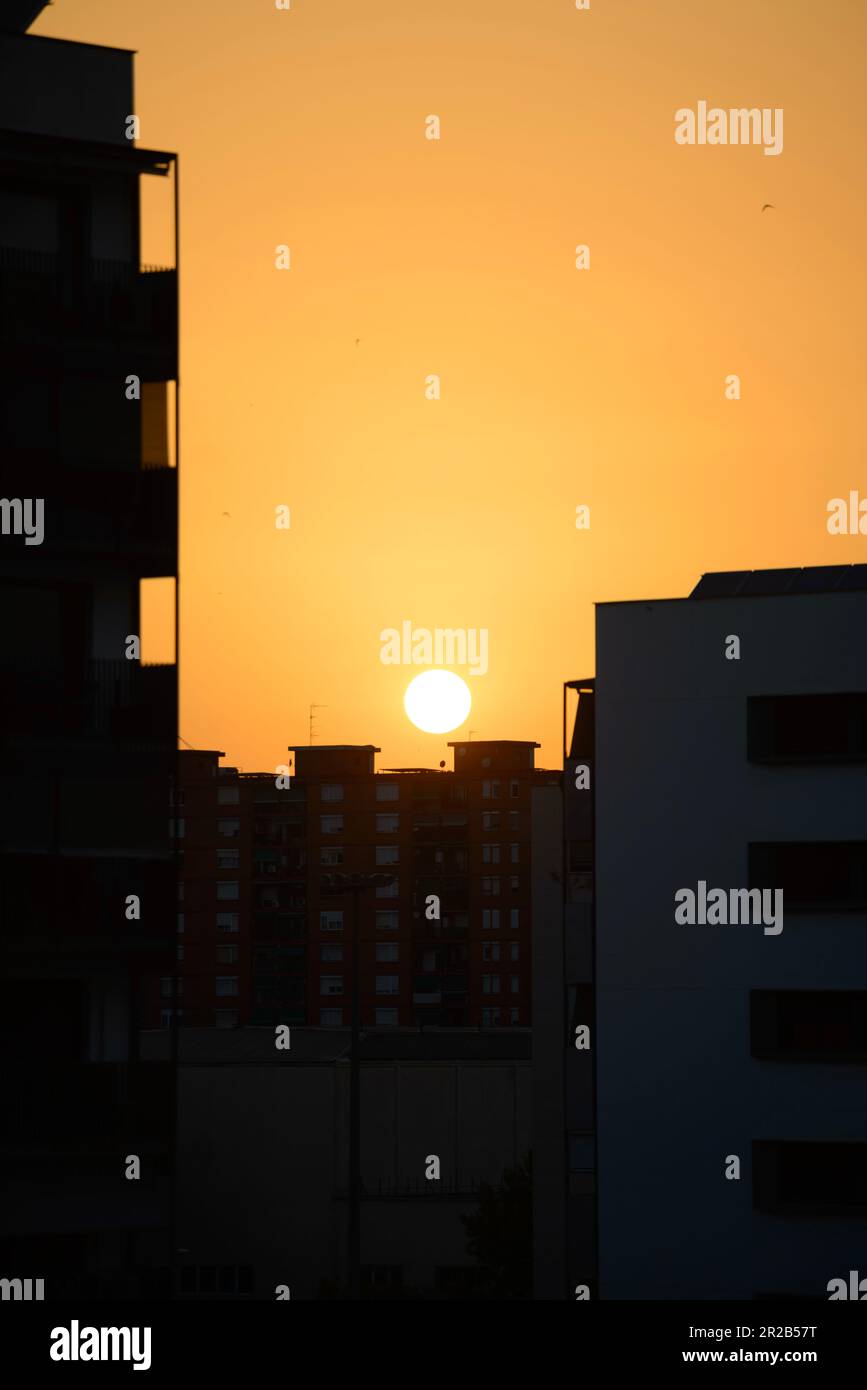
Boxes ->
[166,741,559,1030]
[540,565,867,1299]
[533,679,594,1300]
[142,1025,531,1299]
[0,5,178,1298]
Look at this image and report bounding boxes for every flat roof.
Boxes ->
[0,127,176,173]
[2,29,137,56]
[598,564,867,607]
[290,744,380,752]
[447,739,541,748]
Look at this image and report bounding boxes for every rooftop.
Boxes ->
[690,565,867,599]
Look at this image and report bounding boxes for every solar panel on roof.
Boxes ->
[740,569,799,596]
[691,564,867,598]
[689,571,749,598]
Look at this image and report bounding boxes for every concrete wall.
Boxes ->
[595,591,867,1298]
[176,1057,531,1298]
[0,35,132,144]
[531,781,567,1298]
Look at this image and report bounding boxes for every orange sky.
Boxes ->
[36,0,867,771]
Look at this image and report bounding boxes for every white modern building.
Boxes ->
[594,565,867,1299]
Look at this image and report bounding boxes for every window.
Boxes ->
[482,812,500,830]
[217,786,240,804]
[320,1008,342,1026]
[510,876,519,892]
[376,845,399,866]
[178,882,185,901]
[510,909,520,929]
[482,943,500,962]
[218,818,240,838]
[216,977,239,997]
[749,841,867,911]
[217,945,239,965]
[482,780,500,800]
[320,815,344,834]
[482,877,500,895]
[217,880,239,901]
[509,811,519,830]
[376,782,399,802]
[510,779,520,798]
[176,944,184,961]
[483,844,500,865]
[169,817,185,839]
[179,1265,253,1296]
[753,1141,867,1216]
[217,850,239,870]
[376,879,399,898]
[376,911,399,930]
[320,944,344,962]
[320,976,343,996]
[177,913,185,933]
[482,974,501,995]
[482,1008,500,1026]
[362,1264,403,1289]
[510,942,519,962]
[170,788,185,807]
[320,783,344,802]
[375,1008,398,1026]
[748,693,867,763]
[160,976,181,998]
[375,975,399,995]
[510,844,519,864]
[376,943,398,962]
[216,1010,239,1029]
[320,910,343,932]
[160,1009,184,1028]
[510,975,519,994]
[751,990,867,1061]
[482,910,500,930]
[320,846,344,865]
[510,1008,519,1024]
[217,912,239,932]
[376,813,399,833]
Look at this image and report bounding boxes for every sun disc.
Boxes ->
[404,669,472,734]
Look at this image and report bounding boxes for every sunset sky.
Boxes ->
[36,0,867,772]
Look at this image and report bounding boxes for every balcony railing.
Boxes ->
[3,659,175,741]
[0,247,177,347]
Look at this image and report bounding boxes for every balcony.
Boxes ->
[0,248,177,365]
[3,659,175,742]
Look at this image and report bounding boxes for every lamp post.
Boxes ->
[321,870,395,1299]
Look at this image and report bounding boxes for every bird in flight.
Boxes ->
[761,204,775,212]
[355,338,361,347]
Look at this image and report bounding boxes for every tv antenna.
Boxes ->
[309,704,328,744]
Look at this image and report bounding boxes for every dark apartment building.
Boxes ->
[164,740,560,1031]
[535,564,867,1300]
[0,4,178,1298]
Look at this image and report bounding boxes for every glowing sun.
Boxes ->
[404,669,472,734]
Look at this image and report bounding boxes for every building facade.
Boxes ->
[142,1026,531,1299]
[594,565,867,1299]
[0,4,178,1298]
[168,740,559,1031]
